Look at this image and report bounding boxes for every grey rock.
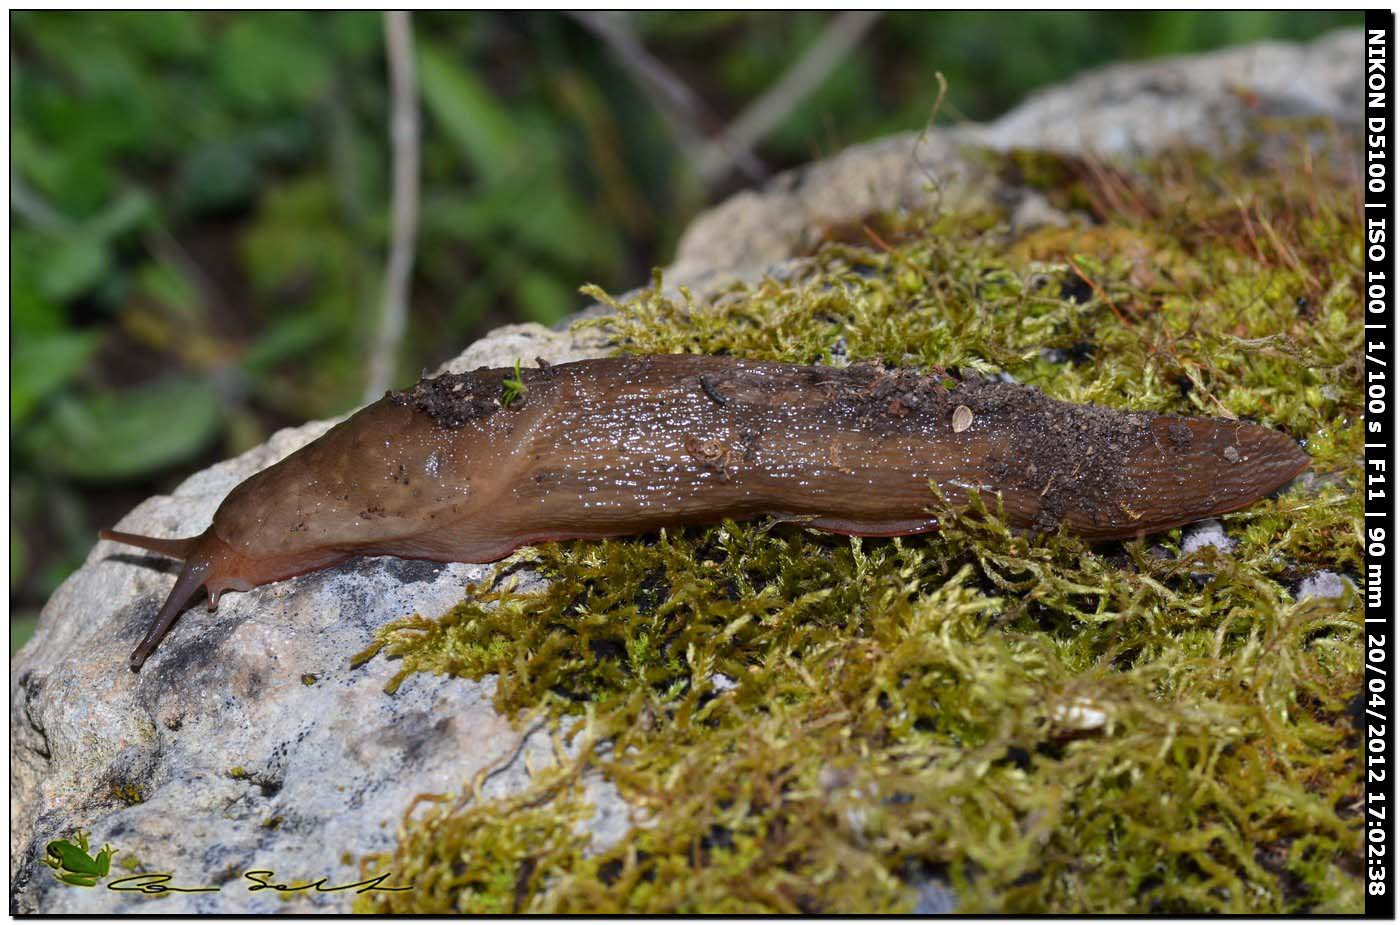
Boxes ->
[666,128,998,297]
[664,30,1358,299]
[1179,519,1236,557]
[1296,570,1357,602]
[980,29,1358,157]
[9,326,623,914]
[10,31,1358,913]
[1008,189,1072,237]
[908,876,960,915]
[709,673,739,693]
[1286,468,1351,498]
[431,321,612,377]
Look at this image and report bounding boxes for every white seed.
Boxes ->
[951,405,974,433]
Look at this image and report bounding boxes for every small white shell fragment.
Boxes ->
[1051,697,1108,732]
[951,405,974,433]
[1223,445,1242,463]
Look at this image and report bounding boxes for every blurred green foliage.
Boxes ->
[9,11,1360,646]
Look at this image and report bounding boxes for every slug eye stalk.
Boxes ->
[99,529,211,670]
[99,528,276,670]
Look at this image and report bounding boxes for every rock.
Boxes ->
[1295,570,1357,602]
[10,31,1360,912]
[9,324,620,914]
[1287,468,1351,498]
[431,321,612,377]
[980,29,1358,158]
[666,128,997,294]
[908,876,959,915]
[899,858,959,915]
[1008,189,1071,237]
[665,30,1358,298]
[1179,519,1236,557]
[709,673,739,693]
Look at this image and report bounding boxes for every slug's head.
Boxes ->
[98,527,281,671]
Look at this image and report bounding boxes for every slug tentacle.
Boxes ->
[100,527,221,670]
[98,356,1312,671]
[107,524,345,670]
[98,529,202,560]
[125,534,215,671]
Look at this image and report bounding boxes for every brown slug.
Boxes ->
[101,355,1310,671]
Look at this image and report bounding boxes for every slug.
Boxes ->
[101,356,1309,670]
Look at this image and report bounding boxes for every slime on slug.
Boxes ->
[100,356,1310,671]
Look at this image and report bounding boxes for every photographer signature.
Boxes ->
[107,870,412,895]
[44,832,413,896]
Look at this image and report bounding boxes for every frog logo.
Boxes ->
[42,830,115,887]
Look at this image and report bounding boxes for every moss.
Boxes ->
[355,135,1363,914]
[353,725,597,913]
[109,781,144,806]
[500,358,528,407]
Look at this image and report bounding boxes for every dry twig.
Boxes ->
[573,11,885,188]
[696,11,883,184]
[365,10,422,401]
[568,10,767,183]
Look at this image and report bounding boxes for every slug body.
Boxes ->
[102,356,1309,670]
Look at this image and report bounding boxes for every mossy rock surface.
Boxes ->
[10,32,1361,915]
[356,130,1363,913]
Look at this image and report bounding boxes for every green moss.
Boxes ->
[357,738,596,913]
[355,136,1363,914]
[109,781,144,806]
[500,358,528,408]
